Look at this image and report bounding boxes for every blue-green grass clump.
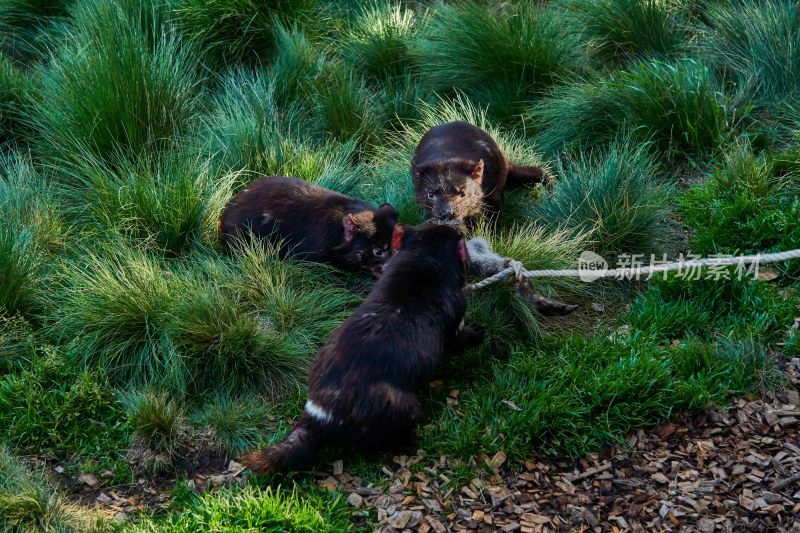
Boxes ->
[46,241,357,395]
[0,55,27,146]
[415,1,583,123]
[170,0,319,67]
[534,59,745,161]
[339,1,419,82]
[702,0,800,108]
[565,0,690,64]
[0,0,71,62]
[533,140,673,257]
[32,0,201,163]
[60,149,226,256]
[0,153,61,317]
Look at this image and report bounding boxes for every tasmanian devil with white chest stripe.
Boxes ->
[242,223,485,474]
[412,121,547,225]
[219,176,399,276]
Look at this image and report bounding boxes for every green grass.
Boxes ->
[0,444,114,533]
[31,0,201,163]
[170,0,320,67]
[414,1,584,123]
[126,484,357,533]
[534,59,746,161]
[702,0,800,108]
[532,140,673,256]
[0,348,131,479]
[0,152,62,317]
[339,0,419,82]
[1,0,799,524]
[566,0,690,64]
[423,273,791,461]
[680,145,800,278]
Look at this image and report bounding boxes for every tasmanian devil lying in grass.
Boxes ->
[242,223,485,474]
[412,121,547,225]
[219,176,399,276]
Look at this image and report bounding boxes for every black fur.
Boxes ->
[242,224,484,474]
[219,176,399,275]
[412,121,546,224]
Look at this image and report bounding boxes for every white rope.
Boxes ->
[465,248,800,291]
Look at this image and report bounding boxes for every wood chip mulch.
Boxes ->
[319,357,800,533]
[69,357,800,532]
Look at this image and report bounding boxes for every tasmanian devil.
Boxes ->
[219,176,399,276]
[412,121,547,224]
[242,223,485,474]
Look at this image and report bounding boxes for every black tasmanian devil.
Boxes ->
[219,176,399,276]
[412,121,547,225]
[242,223,485,474]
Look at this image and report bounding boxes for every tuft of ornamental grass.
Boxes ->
[680,144,800,279]
[45,238,357,395]
[0,54,27,146]
[0,0,71,62]
[44,242,179,387]
[127,484,355,533]
[339,0,420,82]
[121,388,188,474]
[533,59,745,161]
[169,266,307,396]
[189,395,275,454]
[414,1,583,123]
[701,0,800,109]
[532,140,673,257]
[366,93,548,225]
[0,152,62,317]
[170,0,319,67]
[0,444,114,533]
[459,224,593,356]
[59,148,228,256]
[313,61,383,148]
[31,0,202,164]
[199,65,366,196]
[565,0,690,64]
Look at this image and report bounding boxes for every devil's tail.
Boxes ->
[506,160,548,187]
[242,415,321,474]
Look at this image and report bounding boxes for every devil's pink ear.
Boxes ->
[457,239,466,264]
[391,224,405,252]
[343,214,358,241]
[471,159,484,182]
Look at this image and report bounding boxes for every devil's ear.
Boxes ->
[391,224,405,252]
[412,161,422,180]
[343,214,358,241]
[471,159,484,182]
[379,202,400,224]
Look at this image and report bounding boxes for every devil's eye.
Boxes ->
[459,190,466,197]
[373,248,382,256]
[427,190,434,199]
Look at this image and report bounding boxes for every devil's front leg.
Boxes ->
[443,321,485,357]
